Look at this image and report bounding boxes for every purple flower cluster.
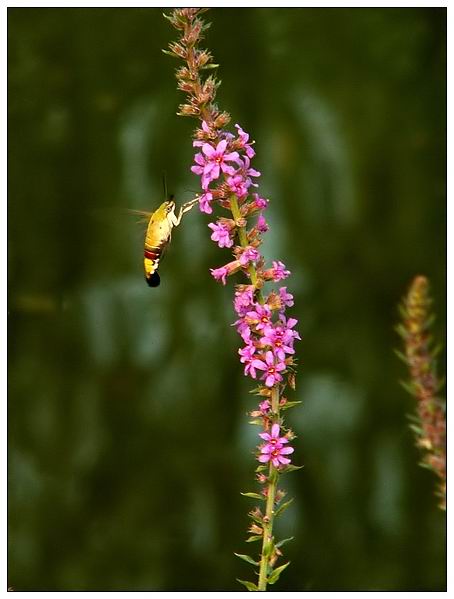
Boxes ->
[234,289,300,389]
[258,424,294,467]
[191,121,299,469]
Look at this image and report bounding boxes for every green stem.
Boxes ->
[230,192,281,590]
[229,194,260,291]
[257,385,280,591]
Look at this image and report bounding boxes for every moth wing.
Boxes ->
[127,208,154,225]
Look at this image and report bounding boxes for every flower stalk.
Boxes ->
[397,275,446,510]
[164,8,302,590]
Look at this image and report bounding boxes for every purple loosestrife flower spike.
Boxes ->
[165,8,302,590]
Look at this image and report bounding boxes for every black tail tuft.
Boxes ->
[146,272,161,287]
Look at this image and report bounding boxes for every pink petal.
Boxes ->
[265,351,274,365]
[271,457,281,467]
[279,446,294,455]
[224,150,240,161]
[221,164,237,176]
[251,359,267,371]
[277,456,291,465]
[216,139,227,153]
[259,432,272,441]
[202,143,215,157]
[258,454,270,463]
[265,375,275,387]
[271,423,280,438]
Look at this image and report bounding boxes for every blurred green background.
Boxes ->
[8,7,446,592]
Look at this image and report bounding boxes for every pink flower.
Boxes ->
[239,246,261,266]
[233,288,255,317]
[192,139,240,189]
[210,260,241,285]
[210,265,229,285]
[198,191,214,214]
[280,316,301,342]
[235,319,252,343]
[261,324,295,361]
[251,350,286,387]
[279,287,294,308]
[208,221,233,248]
[227,174,249,199]
[258,423,294,467]
[271,260,291,281]
[239,343,258,377]
[259,399,271,413]
[252,193,268,210]
[246,303,272,331]
[256,214,269,233]
[239,155,261,187]
[235,124,256,159]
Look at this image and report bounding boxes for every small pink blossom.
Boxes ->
[270,260,291,281]
[280,315,301,342]
[261,324,295,361]
[208,221,233,248]
[258,424,294,467]
[210,260,241,285]
[198,191,214,214]
[233,288,255,317]
[192,139,240,189]
[227,174,249,199]
[246,303,272,331]
[239,246,261,266]
[252,350,286,387]
[256,214,269,233]
[279,287,294,308]
[240,155,261,187]
[210,265,229,285]
[239,343,258,377]
[235,319,252,343]
[259,399,271,413]
[252,193,268,210]
[235,124,256,159]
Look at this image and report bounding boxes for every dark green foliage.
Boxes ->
[8,7,446,592]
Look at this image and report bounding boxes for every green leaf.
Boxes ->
[249,419,263,426]
[237,579,259,591]
[280,400,302,411]
[234,553,259,566]
[281,464,304,474]
[241,492,264,500]
[274,498,294,518]
[200,63,219,70]
[255,464,267,473]
[267,561,290,585]
[246,535,262,543]
[275,536,294,549]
